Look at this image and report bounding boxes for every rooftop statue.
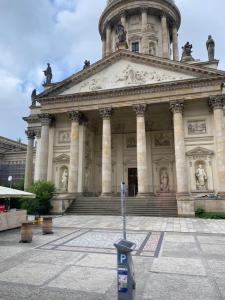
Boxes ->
[116,21,127,43]
[43,63,52,85]
[83,60,91,70]
[206,35,215,61]
[31,89,37,106]
[181,42,194,62]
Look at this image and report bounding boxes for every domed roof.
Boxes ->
[107,0,175,5]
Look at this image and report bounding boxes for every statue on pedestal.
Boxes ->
[195,164,207,190]
[31,89,37,106]
[206,35,215,61]
[61,169,68,191]
[116,21,127,43]
[83,60,91,70]
[181,42,194,62]
[43,63,52,84]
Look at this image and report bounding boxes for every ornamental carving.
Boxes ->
[208,95,225,110]
[99,107,114,119]
[58,131,70,143]
[38,113,53,125]
[169,101,184,113]
[34,127,41,138]
[186,147,214,160]
[133,104,147,116]
[187,120,207,135]
[69,111,81,122]
[154,133,172,147]
[126,135,136,148]
[25,129,35,139]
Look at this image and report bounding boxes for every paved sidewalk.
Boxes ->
[0,215,225,299]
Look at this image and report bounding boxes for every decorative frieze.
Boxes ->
[208,95,225,110]
[99,107,114,119]
[133,104,147,116]
[187,120,207,135]
[169,101,184,114]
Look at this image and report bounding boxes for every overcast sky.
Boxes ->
[0,0,224,143]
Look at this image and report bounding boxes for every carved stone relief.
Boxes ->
[187,120,207,135]
[153,133,173,148]
[58,131,70,143]
[126,134,136,148]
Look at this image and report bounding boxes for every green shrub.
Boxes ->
[195,207,205,217]
[20,181,55,215]
[195,208,225,219]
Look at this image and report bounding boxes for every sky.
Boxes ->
[0,0,224,143]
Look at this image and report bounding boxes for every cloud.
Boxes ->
[0,0,224,142]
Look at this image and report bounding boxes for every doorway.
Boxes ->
[128,168,138,197]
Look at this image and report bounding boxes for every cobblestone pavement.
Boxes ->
[0,215,225,299]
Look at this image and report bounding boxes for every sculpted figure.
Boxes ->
[61,169,68,191]
[160,170,169,192]
[206,35,215,61]
[31,89,36,106]
[43,63,52,84]
[116,21,127,43]
[195,164,207,190]
[83,60,90,70]
[182,42,192,57]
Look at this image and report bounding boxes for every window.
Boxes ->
[131,42,139,53]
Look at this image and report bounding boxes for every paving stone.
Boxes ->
[207,259,225,278]
[151,257,206,276]
[164,233,195,243]
[162,241,200,258]
[200,244,225,256]
[197,235,225,245]
[77,253,116,269]
[47,266,116,294]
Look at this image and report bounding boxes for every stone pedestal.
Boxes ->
[116,41,128,51]
[24,130,35,190]
[133,104,149,196]
[68,111,80,194]
[38,114,52,181]
[170,101,189,195]
[209,96,225,196]
[177,196,195,217]
[100,108,113,197]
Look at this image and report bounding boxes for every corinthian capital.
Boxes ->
[25,129,35,139]
[133,104,147,116]
[208,95,225,110]
[38,113,52,125]
[99,107,114,119]
[170,101,184,114]
[68,111,81,122]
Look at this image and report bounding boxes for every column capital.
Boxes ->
[133,104,147,116]
[120,10,127,18]
[208,95,225,110]
[99,107,114,119]
[160,12,167,19]
[25,129,35,139]
[141,6,148,13]
[34,127,41,138]
[38,113,53,125]
[170,101,184,114]
[69,111,81,122]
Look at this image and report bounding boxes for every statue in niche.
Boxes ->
[195,164,207,190]
[116,21,127,43]
[61,169,68,191]
[149,42,156,56]
[160,170,169,192]
[206,35,215,61]
[43,63,52,84]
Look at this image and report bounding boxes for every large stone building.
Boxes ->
[24,0,225,216]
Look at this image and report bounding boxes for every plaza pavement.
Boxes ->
[0,215,225,299]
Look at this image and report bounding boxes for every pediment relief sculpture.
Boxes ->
[186,147,214,158]
[53,154,70,163]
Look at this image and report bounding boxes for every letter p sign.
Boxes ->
[119,253,127,265]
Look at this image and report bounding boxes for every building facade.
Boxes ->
[24,0,225,216]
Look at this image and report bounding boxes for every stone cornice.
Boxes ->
[37,76,223,107]
[36,50,225,100]
[23,115,39,124]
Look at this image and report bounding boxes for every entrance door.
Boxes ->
[128,168,138,197]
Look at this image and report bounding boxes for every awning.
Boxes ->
[0,186,36,199]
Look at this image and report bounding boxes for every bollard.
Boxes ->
[20,222,33,243]
[42,217,53,235]
[114,239,136,300]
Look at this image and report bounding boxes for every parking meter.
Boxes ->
[114,239,136,300]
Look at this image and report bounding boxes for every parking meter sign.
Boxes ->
[118,253,127,266]
[118,268,128,293]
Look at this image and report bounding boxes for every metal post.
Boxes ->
[120,182,126,240]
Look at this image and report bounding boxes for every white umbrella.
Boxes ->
[0,186,36,199]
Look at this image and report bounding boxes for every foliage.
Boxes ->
[12,179,24,191]
[195,207,225,219]
[20,181,55,215]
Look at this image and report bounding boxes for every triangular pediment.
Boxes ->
[186,147,214,157]
[53,154,70,163]
[37,50,224,98]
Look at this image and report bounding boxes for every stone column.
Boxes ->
[38,114,52,181]
[170,101,188,194]
[121,12,127,29]
[133,104,149,196]
[78,117,88,194]
[34,128,41,181]
[24,129,35,190]
[209,96,225,195]
[47,126,55,182]
[99,108,113,196]
[141,8,148,54]
[161,13,169,59]
[172,24,179,61]
[102,38,106,58]
[106,23,112,56]
[68,111,80,194]
[116,134,124,194]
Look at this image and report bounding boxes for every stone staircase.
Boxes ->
[65,193,177,217]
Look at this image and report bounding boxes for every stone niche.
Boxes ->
[186,147,214,193]
[53,154,70,192]
[153,156,175,193]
